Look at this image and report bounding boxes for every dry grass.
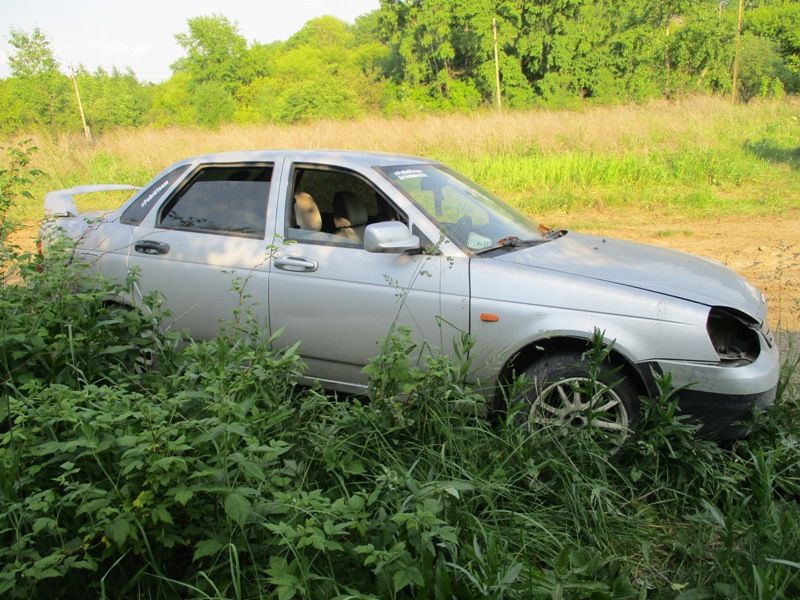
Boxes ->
[26,95,796,170]
[6,95,799,222]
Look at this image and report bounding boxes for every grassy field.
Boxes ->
[6,95,800,225]
[2,96,800,598]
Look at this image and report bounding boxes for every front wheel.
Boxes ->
[518,351,639,448]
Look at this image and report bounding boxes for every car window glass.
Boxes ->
[120,164,191,225]
[158,165,272,238]
[287,167,404,246]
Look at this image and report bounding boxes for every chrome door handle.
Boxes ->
[134,240,170,255]
[274,256,318,272]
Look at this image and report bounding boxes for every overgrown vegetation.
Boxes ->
[2,0,800,132]
[0,140,39,247]
[1,136,800,599]
[7,96,799,226]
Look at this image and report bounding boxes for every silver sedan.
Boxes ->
[43,150,780,442]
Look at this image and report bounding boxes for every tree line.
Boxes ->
[1,0,798,134]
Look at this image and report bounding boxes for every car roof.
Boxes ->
[172,149,442,170]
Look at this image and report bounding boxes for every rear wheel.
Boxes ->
[518,351,639,448]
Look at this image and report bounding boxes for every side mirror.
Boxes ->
[364,222,420,253]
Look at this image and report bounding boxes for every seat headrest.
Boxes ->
[294,192,322,231]
[333,191,368,228]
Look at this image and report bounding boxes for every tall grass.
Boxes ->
[6,95,800,222]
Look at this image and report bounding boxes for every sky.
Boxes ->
[1,0,381,83]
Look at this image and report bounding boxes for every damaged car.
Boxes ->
[42,150,780,442]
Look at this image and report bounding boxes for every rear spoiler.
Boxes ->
[44,184,141,217]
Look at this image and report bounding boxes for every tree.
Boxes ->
[147,72,195,127]
[7,27,59,77]
[376,0,800,106]
[664,5,735,95]
[747,2,800,86]
[191,81,236,126]
[4,26,72,129]
[378,0,495,110]
[238,16,386,123]
[172,15,250,94]
[74,66,151,133]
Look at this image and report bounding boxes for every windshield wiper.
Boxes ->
[543,228,568,240]
[473,235,546,255]
[498,235,523,246]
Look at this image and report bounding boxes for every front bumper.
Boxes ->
[674,383,777,438]
[637,338,780,439]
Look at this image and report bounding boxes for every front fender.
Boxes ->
[468,261,716,386]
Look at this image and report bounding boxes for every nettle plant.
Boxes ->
[3,276,800,598]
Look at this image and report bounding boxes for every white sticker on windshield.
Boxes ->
[394,169,428,181]
[467,232,493,249]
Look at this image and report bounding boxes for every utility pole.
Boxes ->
[731,0,744,103]
[70,65,92,142]
[493,18,502,114]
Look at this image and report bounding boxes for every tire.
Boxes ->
[518,351,639,448]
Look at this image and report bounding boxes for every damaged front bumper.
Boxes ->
[636,336,780,438]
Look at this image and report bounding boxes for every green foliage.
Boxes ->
[737,34,797,101]
[7,27,59,78]
[3,27,73,131]
[191,81,237,127]
[73,67,150,133]
[0,139,41,280]
[2,229,800,598]
[249,16,386,123]
[4,2,800,133]
[375,0,795,107]
[748,2,800,77]
[146,72,195,127]
[172,14,250,95]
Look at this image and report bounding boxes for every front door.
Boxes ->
[267,164,470,390]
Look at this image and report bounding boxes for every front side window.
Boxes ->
[287,166,404,245]
[158,165,272,238]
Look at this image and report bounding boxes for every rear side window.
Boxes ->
[158,165,273,239]
[120,164,191,225]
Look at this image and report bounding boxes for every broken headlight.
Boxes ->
[706,307,761,366]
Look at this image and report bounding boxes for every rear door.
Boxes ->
[127,162,278,339]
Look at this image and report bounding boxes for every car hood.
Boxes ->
[493,232,765,318]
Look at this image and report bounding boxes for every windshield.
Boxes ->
[380,164,546,253]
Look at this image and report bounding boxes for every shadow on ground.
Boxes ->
[745,140,800,171]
